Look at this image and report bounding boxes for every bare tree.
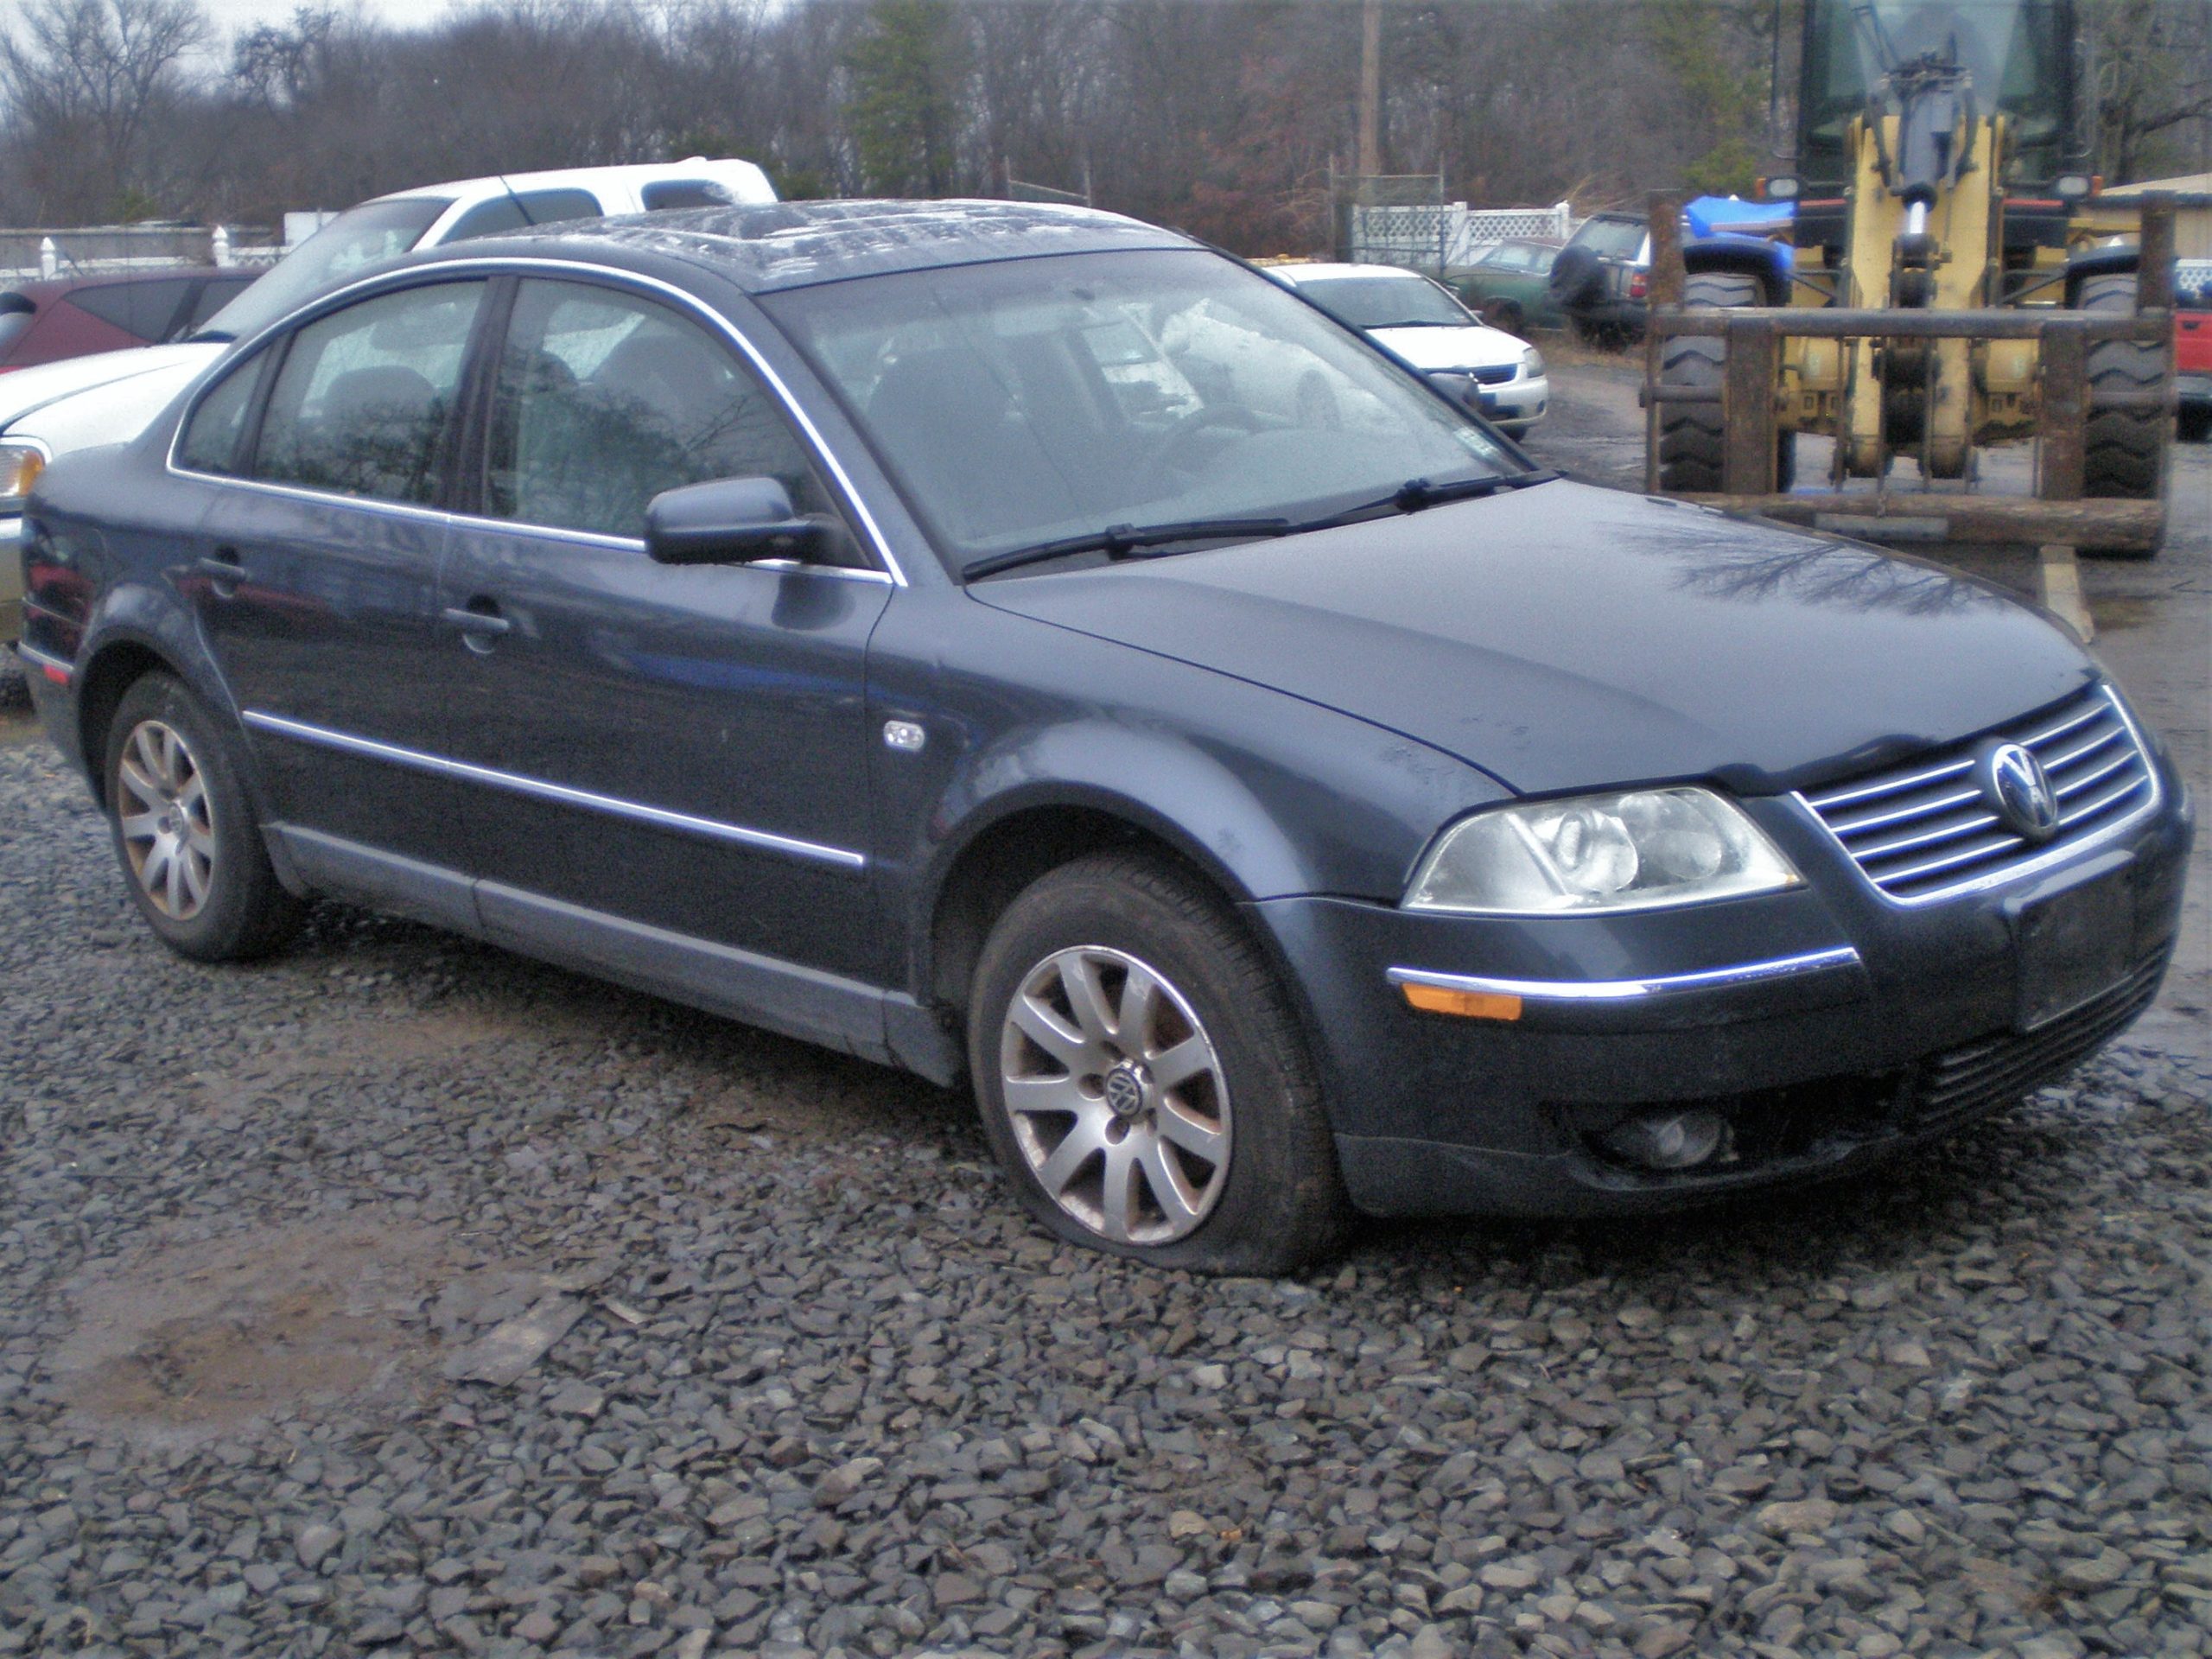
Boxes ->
[0,0,210,219]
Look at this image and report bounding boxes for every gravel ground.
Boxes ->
[1,384,2208,1659]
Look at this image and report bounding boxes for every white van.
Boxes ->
[2,157,776,649]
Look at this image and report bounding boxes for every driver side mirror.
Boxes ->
[645,476,841,567]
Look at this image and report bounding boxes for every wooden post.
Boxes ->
[1722,315,1780,494]
[2039,315,2087,500]
[1358,0,1382,181]
[2137,192,2174,312]
[1643,192,1682,493]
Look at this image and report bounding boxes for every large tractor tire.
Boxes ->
[1656,271,1795,493]
[2075,274,2164,558]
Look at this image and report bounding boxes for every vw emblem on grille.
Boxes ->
[1980,741,2060,842]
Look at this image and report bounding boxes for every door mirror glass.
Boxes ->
[645,476,839,566]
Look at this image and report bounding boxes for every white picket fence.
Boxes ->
[1351,200,1577,271]
[0,224,282,283]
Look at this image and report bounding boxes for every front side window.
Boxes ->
[253,282,484,504]
[483,278,836,542]
[761,248,1516,566]
[177,348,273,476]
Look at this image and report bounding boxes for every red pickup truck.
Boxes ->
[2178,262,2211,442]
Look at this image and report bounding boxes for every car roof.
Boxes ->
[474,199,1197,295]
[1270,262,1427,283]
[370,156,775,209]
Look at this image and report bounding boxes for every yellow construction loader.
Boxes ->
[1646,0,2177,556]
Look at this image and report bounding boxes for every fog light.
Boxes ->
[1599,1108,1726,1170]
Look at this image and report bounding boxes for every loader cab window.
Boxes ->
[1798,0,2073,187]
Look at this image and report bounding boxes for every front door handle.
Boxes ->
[197,548,245,598]
[442,601,512,653]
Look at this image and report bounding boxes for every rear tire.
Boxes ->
[2176,404,2210,444]
[1657,272,1793,493]
[104,672,303,963]
[2077,272,2164,558]
[968,851,1349,1274]
[1481,297,1525,334]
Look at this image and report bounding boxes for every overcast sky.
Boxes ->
[197,0,473,35]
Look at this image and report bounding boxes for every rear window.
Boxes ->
[1572,218,1646,259]
[182,275,257,334]
[67,277,195,341]
[445,188,607,244]
[641,180,737,211]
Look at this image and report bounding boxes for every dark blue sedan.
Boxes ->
[15,201,2192,1272]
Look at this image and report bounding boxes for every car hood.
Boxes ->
[0,342,218,433]
[5,348,217,461]
[1369,323,1524,371]
[969,480,2094,798]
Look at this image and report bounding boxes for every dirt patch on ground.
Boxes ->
[52,1214,454,1444]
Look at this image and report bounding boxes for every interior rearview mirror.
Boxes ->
[645,476,841,567]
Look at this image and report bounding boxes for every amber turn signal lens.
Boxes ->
[1400,982,1522,1021]
[0,444,45,500]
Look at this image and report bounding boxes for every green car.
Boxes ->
[1444,238,1565,336]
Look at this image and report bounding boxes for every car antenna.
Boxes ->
[499,176,537,228]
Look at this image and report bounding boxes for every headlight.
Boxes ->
[0,442,45,508]
[1521,346,1544,378]
[1404,787,1802,915]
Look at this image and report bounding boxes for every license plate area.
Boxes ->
[2014,868,2133,1032]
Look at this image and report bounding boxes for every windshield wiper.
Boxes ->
[1297,469,1557,531]
[962,517,1294,581]
[188,328,235,344]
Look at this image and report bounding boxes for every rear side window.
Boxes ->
[177,349,273,476]
[444,188,607,244]
[641,180,735,211]
[0,295,34,357]
[253,282,485,504]
[67,277,195,341]
[181,276,257,335]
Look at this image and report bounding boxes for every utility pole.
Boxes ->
[1358,0,1382,180]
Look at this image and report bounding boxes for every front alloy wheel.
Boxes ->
[969,851,1348,1273]
[116,718,217,920]
[999,944,1232,1245]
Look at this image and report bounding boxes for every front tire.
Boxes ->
[968,852,1348,1273]
[105,672,303,962]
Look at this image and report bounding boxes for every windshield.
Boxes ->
[1800,1,2073,185]
[194,196,452,342]
[1292,275,1471,330]
[760,249,1517,570]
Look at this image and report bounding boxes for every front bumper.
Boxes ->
[2177,372,2212,411]
[1253,753,2192,1217]
[0,513,21,647]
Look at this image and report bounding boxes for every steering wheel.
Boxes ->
[1143,402,1270,477]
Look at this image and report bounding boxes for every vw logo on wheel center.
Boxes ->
[1103,1061,1149,1118]
[1980,741,2061,842]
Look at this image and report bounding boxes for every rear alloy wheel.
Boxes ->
[969,851,1348,1273]
[105,672,303,961]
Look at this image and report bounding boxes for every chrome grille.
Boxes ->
[1802,687,2155,902]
